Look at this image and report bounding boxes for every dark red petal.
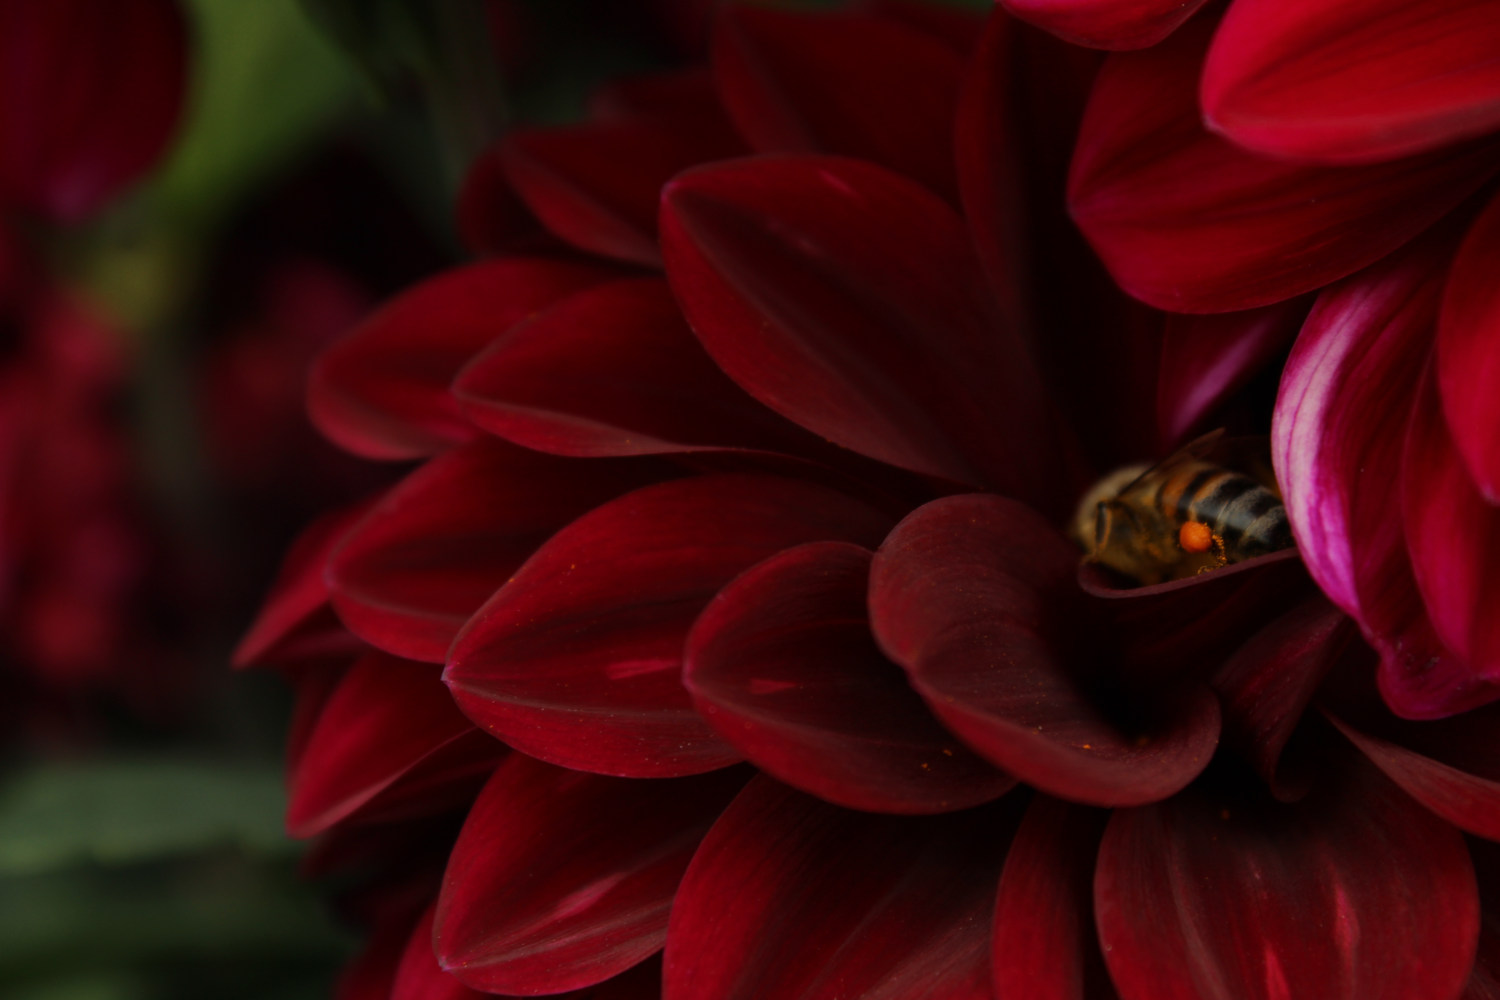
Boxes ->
[1402,369,1500,691]
[1096,761,1479,1000]
[992,796,1117,1000]
[999,0,1208,50]
[393,904,486,1000]
[1069,16,1500,313]
[0,0,186,222]
[661,154,1065,510]
[454,147,547,257]
[435,755,742,995]
[445,474,893,778]
[1155,299,1308,449]
[1273,234,1495,717]
[870,495,1219,806]
[685,540,1014,814]
[308,259,612,460]
[327,439,667,663]
[1203,0,1500,164]
[285,650,504,838]
[453,277,804,457]
[336,916,409,1000]
[1439,190,1500,500]
[500,104,744,267]
[713,6,964,200]
[233,501,369,668]
[665,775,1007,1000]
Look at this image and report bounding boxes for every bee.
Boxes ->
[1073,432,1294,585]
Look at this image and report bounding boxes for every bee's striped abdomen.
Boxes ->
[1164,462,1292,560]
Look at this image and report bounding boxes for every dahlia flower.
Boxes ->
[240,3,1500,999]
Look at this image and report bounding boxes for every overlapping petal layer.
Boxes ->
[999,0,1208,51]
[1438,191,1500,501]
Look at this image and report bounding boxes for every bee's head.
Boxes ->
[1071,463,1149,553]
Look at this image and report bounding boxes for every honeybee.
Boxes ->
[1073,432,1294,585]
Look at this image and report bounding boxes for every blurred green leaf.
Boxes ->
[0,759,289,875]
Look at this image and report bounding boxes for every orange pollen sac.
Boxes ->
[1179,521,1214,553]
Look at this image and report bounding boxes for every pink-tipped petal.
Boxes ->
[685,541,1014,815]
[992,796,1117,1000]
[308,259,612,460]
[1439,191,1500,501]
[664,775,1007,1000]
[445,474,893,778]
[713,6,965,200]
[327,439,667,663]
[661,154,1064,510]
[999,0,1208,50]
[870,494,1219,806]
[453,278,805,457]
[1096,761,1480,1000]
[1203,0,1500,164]
[1069,16,1500,313]
[435,755,742,995]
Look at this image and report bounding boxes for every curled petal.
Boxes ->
[445,474,893,778]
[685,541,1014,814]
[393,904,486,1000]
[870,495,1219,806]
[1439,190,1500,501]
[1203,0,1500,164]
[453,278,805,457]
[308,259,612,459]
[999,0,1209,51]
[713,6,964,199]
[286,651,504,838]
[1069,16,1500,313]
[435,755,742,995]
[665,775,1008,1000]
[327,439,667,663]
[661,154,1064,510]
[1096,760,1479,1000]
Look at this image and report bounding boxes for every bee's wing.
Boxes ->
[1113,428,1226,497]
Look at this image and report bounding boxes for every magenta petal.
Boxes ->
[307,259,612,460]
[685,540,1014,815]
[661,154,1064,509]
[393,904,486,1000]
[285,650,504,838]
[1155,298,1308,449]
[445,474,893,778]
[870,495,1219,806]
[327,439,666,663]
[1069,16,1500,313]
[992,796,1117,1000]
[712,6,964,200]
[1096,762,1479,1000]
[664,775,1005,1000]
[1440,191,1500,501]
[1203,0,1500,164]
[999,0,1209,50]
[453,277,803,457]
[435,755,741,995]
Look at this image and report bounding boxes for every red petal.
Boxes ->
[685,540,1014,814]
[870,495,1219,806]
[1096,760,1479,1000]
[999,0,1208,50]
[454,147,548,258]
[285,650,504,838]
[308,259,612,460]
[435,754,742,995]
[327,439,667,663]
[453,277,805,457]
[1155,299,1309,449]
[393,904,486,1000]
[1439,191,1500,500]
[1273,234,1494,717]
[1069,16,1500,313]
[665,775,1007,1000]
[500,99,744,267]
[1402,369,1500,691]
[661,154,1065,510]
[1203,0,1500,164]
[713,6,965,200]
[445,474,893,778]
[992,796,1117,1000]
[0,0,186,222]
